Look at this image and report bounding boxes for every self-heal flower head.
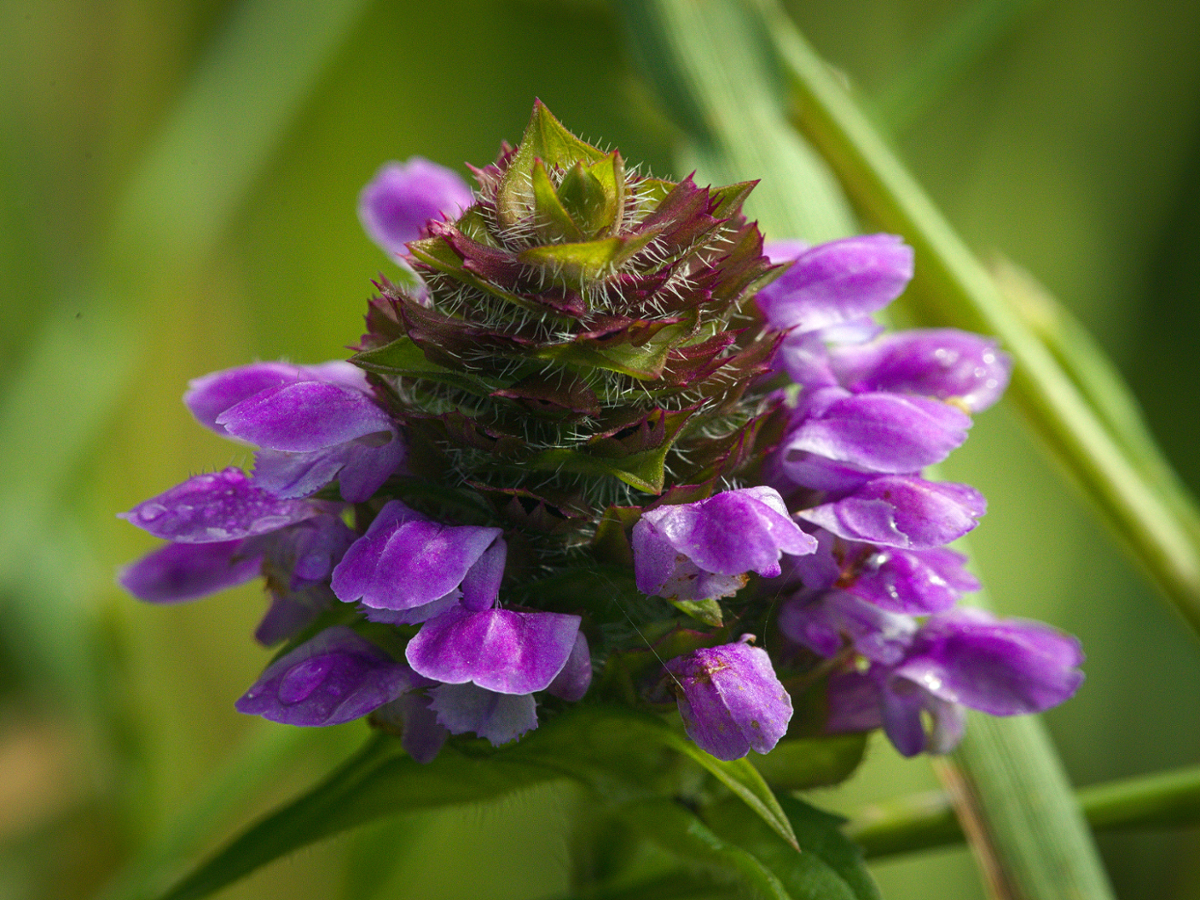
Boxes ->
[665,637,793,761]
[633,487,817,602]
[118,103,1076,772]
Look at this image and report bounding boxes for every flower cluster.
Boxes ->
[121,103,1081,763]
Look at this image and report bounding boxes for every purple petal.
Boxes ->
[185,361,369,436]
[797,476,986,550]
[119,468,317,543]
[847,546,978,614]
[824,669,885,735]
[359,158,474,258]
[119,539,263,604]
[361,591,461,626]
[893,609,1084,716]
[546,631,592,702]
[330,501,503,610]
[460,538,507,611]
[879,677,929,757]
[755,235,914,334]
[406,607,580,695]
[254,584,333,646]
[666,640,793,760]
[264,513,356,585]
[784,393,971,474]
[252,432,404,503]
[235,626,415,726]
[830,330,1011,412]
[633,487,816,597]
[217,382,395,452]
[429,683,539,746]
[779,591,917,665]
[372,693,450,763]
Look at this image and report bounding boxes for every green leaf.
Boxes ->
[497,100,609,230]
[155,735,561,900]
[657,730,798,851]
[707,796,881,900]
[670,597,725,627]
[615,799,793,900]
[532,158,587,242]
[352,335,500,397]
[749,734,868,792]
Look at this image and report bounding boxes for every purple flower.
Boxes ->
[633,487,817,602]
[780,590,917,665]
[119,539,264,604]
[665,638,793,761]
[358,158,474,259]
[784,530,978,616]
[824,609,1084,756]
[781,389,971,476]
[797,475,985,550]
[119,468,319,543]
[235,626,417,726]
[405,606,582,695]
[185,361,404,503]
[828,329,1011,413]
[330,501,505,616]
[757,235,914,335]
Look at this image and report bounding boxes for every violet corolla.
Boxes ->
[120,102,1080,767]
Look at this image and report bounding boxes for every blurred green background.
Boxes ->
[2,0,1199,897]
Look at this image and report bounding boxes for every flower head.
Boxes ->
[118,102,1076,767]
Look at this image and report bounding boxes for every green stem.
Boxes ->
[757,0,1200,638]
[848,759,1200,858]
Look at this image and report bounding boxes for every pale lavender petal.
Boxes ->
[119,468,317,543]
[331,435,405,502]
[330,501,502,610]
[218,382,395,452]
[830,330,1011,412]
[784,393,971,473]
[399,693,451,762]
[406,607,580,695]
[755,235,914,334]
[119,539,262,604]
[265,514,356,585]
[429,682,538,746]
[797,476,986,550]
[893,609,1084,716]
[235,626,415,726]
[546,631,592,702]
[359,158,474,258]
[666,640,793,760]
